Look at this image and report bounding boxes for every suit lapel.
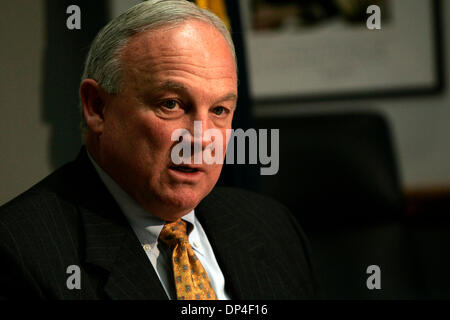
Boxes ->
[72,148,168,300]
[81,207,168,300]
[196,192,289,299]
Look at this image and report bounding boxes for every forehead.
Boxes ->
[120,20,236,82]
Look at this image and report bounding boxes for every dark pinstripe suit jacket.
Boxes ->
[0,148,317,299]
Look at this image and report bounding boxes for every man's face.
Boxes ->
[97,20,237,221]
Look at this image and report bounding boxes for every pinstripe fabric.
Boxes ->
[0,149,167,300]
[195,187,319,299]
[0,147,317,299]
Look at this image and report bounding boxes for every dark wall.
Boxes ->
[42,0,108,169]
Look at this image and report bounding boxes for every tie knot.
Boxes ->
[159,219,188,248]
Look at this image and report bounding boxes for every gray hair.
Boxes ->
[80,0,236,132]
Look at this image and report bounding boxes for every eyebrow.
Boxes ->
[157,80,188,92]
[219,92,238,103]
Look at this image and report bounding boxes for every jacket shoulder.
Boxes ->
[0,162,82,265]
[0,162,84,299]
[0,162,78,225]
[202,186,293,223]
[201,187,320,298]
[200,186,307,252]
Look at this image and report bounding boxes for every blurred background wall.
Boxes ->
[1,0,49,204]
[0,0,448,204]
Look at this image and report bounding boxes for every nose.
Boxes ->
[188,112,214,151]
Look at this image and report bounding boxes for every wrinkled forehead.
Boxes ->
[120,20,236,79]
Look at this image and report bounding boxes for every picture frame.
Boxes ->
[239,0,444,104]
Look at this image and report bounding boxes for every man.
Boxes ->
[0,0,317,300]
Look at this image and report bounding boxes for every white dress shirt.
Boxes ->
[87,153,230,300]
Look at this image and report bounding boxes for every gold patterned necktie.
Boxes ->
[159,219,217,300]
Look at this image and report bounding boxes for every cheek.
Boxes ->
[139,120,166,147]
[134,117,187,172]
[132,113,175,149]
[200,163,223,196]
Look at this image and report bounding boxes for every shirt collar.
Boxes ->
[86,151,196,247]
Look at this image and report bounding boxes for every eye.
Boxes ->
[161,99,179,110]
[212,106,229,116]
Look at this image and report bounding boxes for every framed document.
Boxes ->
[239,0,443,103]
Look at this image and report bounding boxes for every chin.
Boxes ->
[157,187,206,219]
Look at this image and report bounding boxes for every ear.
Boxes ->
[80,79,108,135]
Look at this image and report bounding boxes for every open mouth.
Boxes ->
[169,165,200,173]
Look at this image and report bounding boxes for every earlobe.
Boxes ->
[80,79,107,134]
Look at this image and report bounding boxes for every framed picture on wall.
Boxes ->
[239,0,443,104]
